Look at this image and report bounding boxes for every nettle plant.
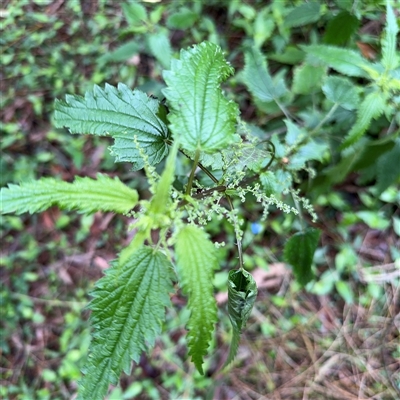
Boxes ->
[1,42,322,399]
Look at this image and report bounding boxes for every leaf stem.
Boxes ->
[186,149,200,196]
[311,103,339,135]
[226,195,244,270]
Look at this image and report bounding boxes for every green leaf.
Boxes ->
[302,44,369,77]
[175,225,219,374]
[382,1,399,71]
[166,8,198,30]
[284,228,321,286]
[292,63,326,95]
[322,76,359,110]
[224,269,257,367]
[97,41,140,65]
[0,174,138,215]
[285,119,306,146]
[335,281,354,304]
[341,91,387,148]
[78,247,173,400]
[163,42,238,153]
[323,11,360,46]
[356,211,391,230]
[284,2,321,27]
[243,47,288,102]
[147,30,172,69]
[376,138,400,193]
[54,84,169,170]
[288,141,329,170]
[260,171,279,196]
[122,3,147,27]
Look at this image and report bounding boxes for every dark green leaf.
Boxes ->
[163,41,239,153]
[324,11,360,45]
[54,84,169,170]
[175,225,219,374]
[376,138,400,194]
[0,174,138,215]
[284,228,321,286]
[78,247,173,400]
[166,8,198,29]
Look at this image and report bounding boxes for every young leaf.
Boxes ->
[382,1,399,71]
[284,2,321,28]
[54,84,169,170]
[224,269,257,368]
[243,47,288,102]
[341,91,387,149]
[78,246,173,400]
[322,76,359,110]
[301,44,369,77]
[284,228,321,286]
[163,41,239,153]
[0,174,138,215]
[147,29,172,69]
[175,225,219,374]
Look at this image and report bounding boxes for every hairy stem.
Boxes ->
[186,149,200,195]
[226,195,244,270]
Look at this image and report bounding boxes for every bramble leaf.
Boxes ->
[78,247,173,400]
[54,84,169,170]
[0,174,138,215]
[301,44,370,77]
[243,47,288,102]
[224,269,257,367]
[284,228,321,286]
[175,225,219,374]
[163,41,239,153]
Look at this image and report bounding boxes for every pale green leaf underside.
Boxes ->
[163,41,239,153]
[224,269,257,367]
[301,44,370,77]
[322,76,359,110]
[243,47,288,102]
[0,174,138,215]
[382,2,399,71]
[78,246,173,400]
[341,91,387,149]
[54,83,169,170]
[175,225,219,374]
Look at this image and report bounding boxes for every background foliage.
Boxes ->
[1,0,399,399]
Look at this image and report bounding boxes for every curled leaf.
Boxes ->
[224,269,257,368]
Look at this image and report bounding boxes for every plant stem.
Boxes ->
[311,103,339,135]
[226,195,244,270]
[186,149,200,195]
[11,292,86,308]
